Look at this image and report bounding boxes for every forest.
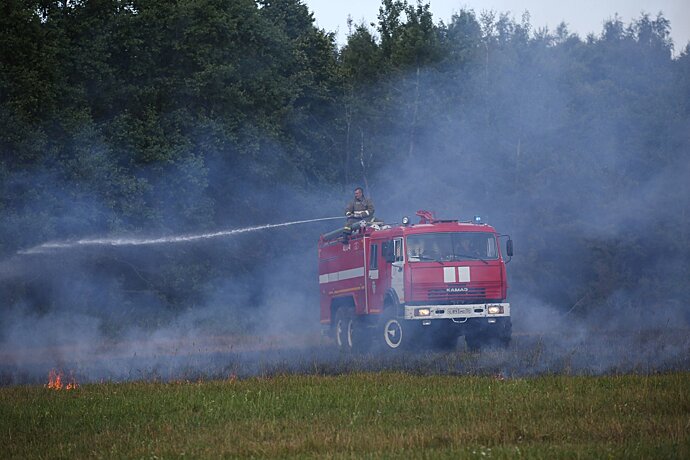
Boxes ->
[1,0,689,338]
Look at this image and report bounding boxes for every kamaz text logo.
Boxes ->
[446,287,469,293]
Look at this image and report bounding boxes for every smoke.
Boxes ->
[2,9,690,386]
[352,10,690,375]
[0,164,355,384]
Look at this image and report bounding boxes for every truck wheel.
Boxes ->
[484,320,512,349]
[464,332,483,352]
[383,317,404,349]
[498,320,512,348]
[335,307,370,352]
[378,306,409,350]
[485,332,511,349]
[431,332,458,351]
[334,307,353,352]
[377,297,408,351]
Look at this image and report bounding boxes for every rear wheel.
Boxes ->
[335,307,370,352]
[334,307,353,352]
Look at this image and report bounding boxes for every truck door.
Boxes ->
[390,237,405,303]
[366,241,384,312]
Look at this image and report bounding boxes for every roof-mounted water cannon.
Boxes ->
[321,219,374,244]
[416,210,435,224]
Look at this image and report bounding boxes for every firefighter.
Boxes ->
[407,239,424,261]
[428,240,443,261]
[345,187,375,227]
[456,238,481,258]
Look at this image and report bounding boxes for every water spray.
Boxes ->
[18,216,343,255]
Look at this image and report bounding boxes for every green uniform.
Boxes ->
[345,196,375,225]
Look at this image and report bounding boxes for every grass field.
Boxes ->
[2,372,689,458]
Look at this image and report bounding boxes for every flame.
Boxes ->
[47,369,62,389]
[46,369,79,390]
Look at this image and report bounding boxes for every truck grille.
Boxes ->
[428,286,486,302]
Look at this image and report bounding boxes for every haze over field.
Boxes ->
[1,0,689,384]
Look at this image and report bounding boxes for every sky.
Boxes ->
[303,0,690,52]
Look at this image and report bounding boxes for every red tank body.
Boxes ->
[318,212,513,351]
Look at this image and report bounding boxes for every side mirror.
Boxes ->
[506,239,514,257]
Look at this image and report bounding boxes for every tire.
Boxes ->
[431,331,458,351]
[335,307,370,353]
[378,307,408,351]
[383,316,404,349]
[486,331,511,349]
[487,318,512,349]
[465,318,512,352]
[334,307,353,352]
[464,332,483,352]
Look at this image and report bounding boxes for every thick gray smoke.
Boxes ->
[0,180,347,384]
[357,13,690,375]
[2,10,689,385]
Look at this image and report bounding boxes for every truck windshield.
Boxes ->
[406,232,498,262]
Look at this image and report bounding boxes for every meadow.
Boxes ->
[2,372,689,458]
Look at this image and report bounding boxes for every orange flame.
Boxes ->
[46,369,79,390]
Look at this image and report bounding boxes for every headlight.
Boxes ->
[402,216,410,225]
[414,308,431,317]
[487,305,504,314]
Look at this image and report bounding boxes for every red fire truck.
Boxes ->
[318,211,514,351]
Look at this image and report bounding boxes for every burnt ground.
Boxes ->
[1,327,689,386]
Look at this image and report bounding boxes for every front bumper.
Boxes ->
[403,302,510,321]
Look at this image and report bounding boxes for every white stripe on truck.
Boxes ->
[319,267,365,284]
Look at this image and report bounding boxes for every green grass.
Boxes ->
[2,373,689,458]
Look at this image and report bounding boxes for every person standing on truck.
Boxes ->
[345,187,375,226]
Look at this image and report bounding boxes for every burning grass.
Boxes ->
[2,372,689,458]
[46,369,79,390]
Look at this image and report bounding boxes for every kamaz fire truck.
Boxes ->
[318,211,514,351]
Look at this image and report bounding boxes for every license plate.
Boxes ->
[446,307,470,316]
